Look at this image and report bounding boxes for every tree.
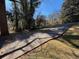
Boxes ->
[9,0,41,30]
[10,0,19,32]
[47,12,62,26]
[36,15,46,27]
[20,0,40,29]
[61,0,79,23]
[0,0,9,36]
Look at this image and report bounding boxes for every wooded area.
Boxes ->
[0,0,79,59]
[0,0,79,36]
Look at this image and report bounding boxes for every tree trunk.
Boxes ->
[14,0,19,32]
[0,0,9,36]
[20,0,28,29]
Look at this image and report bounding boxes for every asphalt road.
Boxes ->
[0,24,71,59]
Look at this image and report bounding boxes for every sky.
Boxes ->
[5,0,64,18]
[5,0,12,11]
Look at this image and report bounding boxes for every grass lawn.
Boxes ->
[18,25,79,59]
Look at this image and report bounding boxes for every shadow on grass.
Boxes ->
[62,35,79,48]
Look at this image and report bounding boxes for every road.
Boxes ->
[0,24,71,59]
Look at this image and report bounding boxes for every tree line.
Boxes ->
[0,0,40,36]
[0,0,79,36]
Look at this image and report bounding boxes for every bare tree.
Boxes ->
[20,0,41,29]
[10,0,19,32]
[36,15,46,27]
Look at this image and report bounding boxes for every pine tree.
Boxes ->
[61,0,79,23]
